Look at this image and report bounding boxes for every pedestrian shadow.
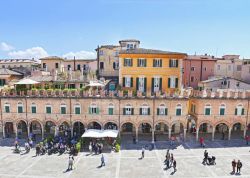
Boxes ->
[63,168,71,173]
[170,171,176,175]
[96,165,102,169]
[85,153,92,156]
[138,157,143,160]
[235,173,241,176]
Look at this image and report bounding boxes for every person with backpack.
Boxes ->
[173,159,177,172]
[232,159,236,174]
[141,146,145,159]
[68,156,74,170]
[101,154,105,167]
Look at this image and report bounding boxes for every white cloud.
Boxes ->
[0,42,14,51]
[62,50,96,59]
[8,47,48,59]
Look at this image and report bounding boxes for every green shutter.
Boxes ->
[131,59,133,66]
[139,108,142,115]
[242,108,245,115]
[168,78,171,88]
[136,78,139,91]
[160,59,162,67]
[165,108,168,115]
[144,78,147,93]
[123,108,126,115]
[123,77,125,87]
[235,108,237,115]
[176,109,181,116]
[137,59,139,67]
[75,107,80,114]
[220,108,225,115]
[169,59,172,67]
[159,78,162,91]
[157,108,159,115]
[32,106,36,113]
[151,78,154,93]
[5,106,10,113]
[108,108,113,115]
[123,58,126,66]
[148,108,150,115]
[205,108,210,115]
[18,106,23,113]
[46,106,51,114]
[145,59,147,67]
[175,78,179,88]
[89,107,92,114]
[176,60,178,67]
[153,59,155,67]
[61,107,66,114]
[131,108,134,115]
[96,108,99,114]
[131,77,133,87]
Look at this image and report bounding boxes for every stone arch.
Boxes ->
[29,119,43,140]
[198,122,214,140]
[87,121,102,130]
[58,121,71,137]
[44,120,56,137]
[73,121,85,138]
[120,122,136,133]
[104,121,118,130]
[16,119,28,138]
[214,122,229,140]
[4,121,14,138]
[197,120,214,130]
[231,122,245,139]
[171,121,185,136]
[155,121,170,141]
[138,122,152,141]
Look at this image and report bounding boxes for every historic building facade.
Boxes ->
[0,89,249,142]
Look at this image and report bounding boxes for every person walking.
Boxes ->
[173,159,177,172]
[141,147,145,159]
[165,150,170,168]
[245,135,249,145]
[203,150,208,164]
[232,159,236,174]
[101,154,105,167]
[200,137,205,148]
[237,160,242,174]
[89,143,92,155]
[68,156,74,170]
[170,153,174,167]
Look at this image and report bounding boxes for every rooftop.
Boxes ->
[119,48,186,55]
[0,68,23,76]
[119,39,140,43]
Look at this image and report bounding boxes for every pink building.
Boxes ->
[183,55,217,89]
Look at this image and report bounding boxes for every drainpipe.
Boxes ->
[245,98,249,137]
[152,97,155,143]
[0,97,3,139]
[70,97,73,137]
[118,98,121,138]
[25,96,29,138]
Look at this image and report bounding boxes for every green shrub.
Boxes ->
[115,143,120,152]
[76,142,81,152]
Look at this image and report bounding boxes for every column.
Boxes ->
[15,123,18,138]
[196,128,199,141]
[212,127,215,141]
[71,127,74,138]
[54,126,59,137]
[151,129,155,143]
[41,127,44,140]
[168,128,171,140]
[243,127,247,138]
[135,128,138,143]
[2,124,5,139]
[228,127,232,140]
[183,128,187,141]
[27,123,30,138]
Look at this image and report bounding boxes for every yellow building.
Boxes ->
[119,48,186,94]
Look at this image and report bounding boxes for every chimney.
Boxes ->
[73,56,76,71]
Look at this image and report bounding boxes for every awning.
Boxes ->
[86,81,105,87]
[15,78,40,85]
[81,129,118,138]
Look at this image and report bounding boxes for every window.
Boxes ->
[46,105,52,114]
[31,103,36,114]
[204,67,207,71]
[204,104,211,116]
[100,62,104,69]
[123,104,133,115]
[4,104,10,113]
[157,104,168,115]
[138,77,145,92]
[74,104,81,114]
[176,104,182,116]
[43,63,46,69]
[127,44,134,49]
[152,77,162,92]
[55,63,59,69]
[237,65,242,71]
[140,104,150,115]
[124,58,132,67]
[248,66,250,73]
[123,77,133,87]
[219,104,225,116]
[2,65,5,68]
[153,59,162,67]
[191,67,195,71]
[191,76,194,82]
[77,64,81,70]
[235,104,244,116]
[217,65,220,70]
[168,76,178,88]
[191,104,196,113]
[89,103,99,114]
[228,65,232,71]
[60,104,66,114]
[169,59,178,68]
[67,65,71,71]
[108,104,114,115]
[137,58,146,67]
[113,62,119,70]
[99,50,103,56]
[17,102,23,113]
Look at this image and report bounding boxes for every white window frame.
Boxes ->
[191,67,195,71]
[170,59,178,67]
[204,104,212,116]
[154,59,162,67]
[170,76,177,88]
[31,103,37,113]
[139,77,145,92]
[17,102,24,113]
[159,104,166,115]
[45,104,52,114]
[4,103,10,113]
[124,58,132,67]
[125,77,131,87]
[60,104,67,114]
[125,105,132,115]
[74,104,81,114]
[176,104,182,116]
[219,104,226,115]
[236,104,243,116]
[154,77,160,92]
[90,104,98,114]
[141,105,149,115]
[138,58,146,67]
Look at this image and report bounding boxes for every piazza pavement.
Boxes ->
[0,138,250,178]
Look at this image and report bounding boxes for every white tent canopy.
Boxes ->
[81,129,118,138]
[15,78,40,85]
[86,81,105,87]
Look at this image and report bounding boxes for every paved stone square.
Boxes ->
[1,139,250,178]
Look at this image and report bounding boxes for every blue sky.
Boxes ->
[0,0,250,59]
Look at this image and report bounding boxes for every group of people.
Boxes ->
[231,159,242,174]
[88,141,103,155]
[164,149,177,172]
